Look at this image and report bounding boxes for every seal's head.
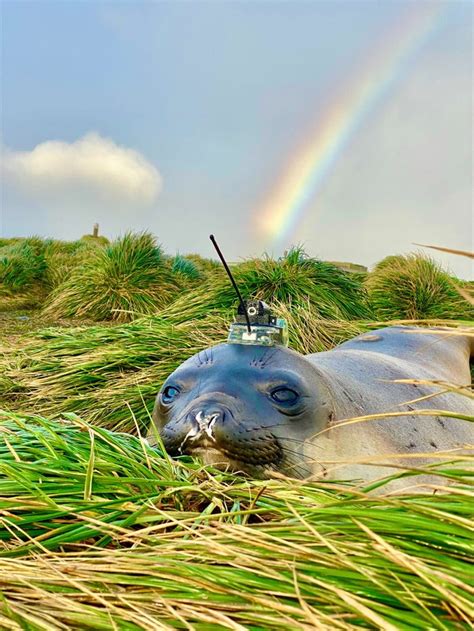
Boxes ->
[151,343,333,478]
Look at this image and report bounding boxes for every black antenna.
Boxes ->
[209,234,251,334]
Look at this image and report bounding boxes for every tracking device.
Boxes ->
[209,235,289,347]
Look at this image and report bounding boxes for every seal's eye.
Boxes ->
[270,387,299,404]
[161,385,180,404]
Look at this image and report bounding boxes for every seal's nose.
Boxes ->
[197,411,218,436]
[194,408,225,433]
[187,400,227,425]
[195,406,226,425]
[180,406,227,445]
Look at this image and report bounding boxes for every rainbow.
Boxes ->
[256,4,448,249]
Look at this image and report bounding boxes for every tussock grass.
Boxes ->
[0,237,107,311]
[160,247,372,325]
[184,252,221,273]
[43,232,184,322]
[0,412,472,629]
[0,238,48,290]
[42,237,105,288]
[0,238,20,248]
[272,299,369,354]
[0,239,57,311]
[0,285,48,312]
[80,233,110,246]
[171,254,202,280]
[0,315,228,431]
[366,253,473,321]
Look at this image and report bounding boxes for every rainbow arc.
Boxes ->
[256,4,448,249]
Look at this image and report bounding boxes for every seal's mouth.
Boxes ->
[187,446,242,469]
[187,446,273,478]
[183,426,282,467]
[161,409,283,476]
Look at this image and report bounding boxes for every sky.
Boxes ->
[1,0,472,278]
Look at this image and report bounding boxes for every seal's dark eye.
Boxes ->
[271,387,299,404]
[162,386,180,404]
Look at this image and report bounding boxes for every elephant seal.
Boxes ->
[151,326,474,488]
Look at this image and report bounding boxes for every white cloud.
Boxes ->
[2,132,162,206]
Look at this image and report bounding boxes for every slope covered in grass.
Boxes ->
[0,412,473,630]
[0,236,107,312]
[42,236,106,288]
[366,253,473,321]
[43,232,189,321]
[160,247,372,325]
[0,238,48,290]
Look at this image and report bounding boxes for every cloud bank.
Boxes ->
[2,133,162,206]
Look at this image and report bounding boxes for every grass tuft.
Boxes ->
[42,238,104,288]
[366,253,473,321]
[171,254,202,280]
[42,232,183,322]
[0,238,48,290]
[160,247,372,325]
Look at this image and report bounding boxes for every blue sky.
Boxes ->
[1,0,472,277]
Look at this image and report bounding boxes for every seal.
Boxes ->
[150,326,474,488]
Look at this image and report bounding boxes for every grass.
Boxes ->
[0,285,48,312]
[0,314,229,432]
[0,309,115,344]
[42,237,106,289]
[42,232,186,322]
[0,236,106,292]
[0,235,220,317]
[159,246,372,325]
[171,254,202,280]
[0,238,48,290]
[366,253,473,321]
[0,237,108,312]
[80,233,110,246]
[184,252,222,273]
[0,412,473,629]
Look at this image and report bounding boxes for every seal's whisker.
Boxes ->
[281,451,325,477]
[277,436,324,451]
[237,419,297,432]
[279,456,312,479]
[229,417,325,451]
[279,444,324,472]
[278,446,306,461]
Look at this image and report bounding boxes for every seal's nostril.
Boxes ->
[194,407,226,424]
[185,407,227,444]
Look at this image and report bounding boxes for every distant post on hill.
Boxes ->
[93,223,99,237]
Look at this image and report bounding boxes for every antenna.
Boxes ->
[209,234,251,334]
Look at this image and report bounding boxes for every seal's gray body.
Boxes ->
[152,326,473,489]
[301,327,473,485]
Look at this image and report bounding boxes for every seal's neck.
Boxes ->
[307,360,366,425]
